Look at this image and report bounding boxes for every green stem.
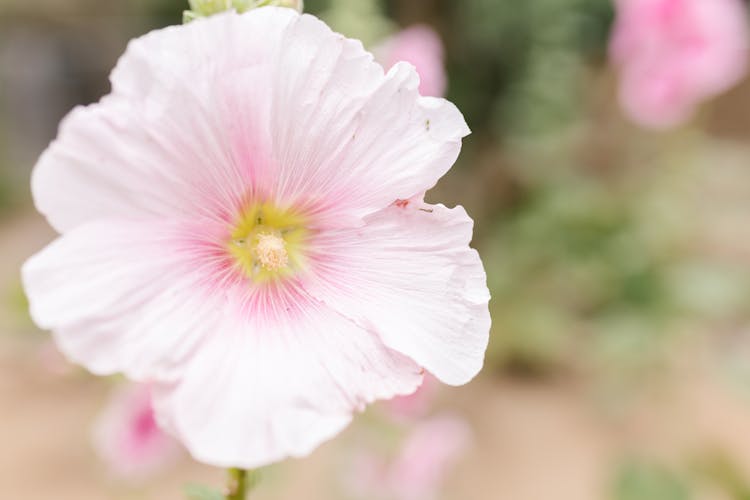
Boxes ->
[225,468,251,500]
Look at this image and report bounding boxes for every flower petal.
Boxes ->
[33,98,177,232]
[34,10,297,233]
[268,13,470,220]
[110,8,296,106]
[35,10,468,233]
[22,219,222,381]
[304,202,491,386]
[33,88,244,233]
[153,290,423,468]
[117,7,466,222]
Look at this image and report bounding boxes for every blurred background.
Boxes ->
[5,0,750,498]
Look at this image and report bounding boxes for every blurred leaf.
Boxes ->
[3,281,32,331]
[693,451,750,500]
[323,0,393,45]
[613,460,692,500]
[487,301,572,375]
[668,262,750,320]
[184,484,224,500]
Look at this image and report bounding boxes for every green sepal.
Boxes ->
[183,0,303,23]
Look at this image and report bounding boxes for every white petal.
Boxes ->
[22,220,221,381]
[153,289,423,468]
[35,10,297,233]
[110,8,296,106]
[35,10,469,233]
[304,203,491,386]
[112,8,469,221]
[33,86,246,232]
[268,13,470,220]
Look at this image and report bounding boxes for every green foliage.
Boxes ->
[613,460,692,500]
[485,168,678,374]
[322,0,392,45]
[184,483,224,500]
[5,281,31,329]
[447,0,613,137]
[693,452,750,500]
[480,129,750,378]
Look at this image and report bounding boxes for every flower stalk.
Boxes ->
[225,468,256,500]
[225,469,249,500]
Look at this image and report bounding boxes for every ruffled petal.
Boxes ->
[34,10,468,233]
[303,202,490,386]
[33,87,248,233]
[153,289,423,468]
[35,10,296,233]
[114,7,469,222]
[22,219,223,381]
[268,13,470,220]
[34,98,180,232]
[110,8,296,106]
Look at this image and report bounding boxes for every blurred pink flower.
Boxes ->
[387,416,472,500]
[93,384,179,479]
[23,8,489,468]
[610,0,749,129]
[347,415,472,500]
[384,374,440,423]
[377,25,447,97]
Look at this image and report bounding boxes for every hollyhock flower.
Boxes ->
[22,8,490,468]
[376,25,447,97]
[93,384,179,479]
[388,416,471,500]
[347,415,472,500]
[610,0,749,129]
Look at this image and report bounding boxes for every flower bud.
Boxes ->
[274,0,303,11]
[184,0,303,23]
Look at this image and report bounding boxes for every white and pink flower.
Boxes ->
[23,8,489,468]
[610,0,749,129]
[93,384,179,479]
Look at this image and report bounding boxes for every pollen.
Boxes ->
[255,232,289,271]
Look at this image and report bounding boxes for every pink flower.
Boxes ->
[610,0,749,129]
[347,415,472,500]
[388,416,471,500]
[22,8,490,468]
[376,25,447,97]
[383,374,439,423]
[93,384,179,479]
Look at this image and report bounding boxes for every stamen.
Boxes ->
[254,233,289,271]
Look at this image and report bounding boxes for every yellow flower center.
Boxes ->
[228,201,308,283]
